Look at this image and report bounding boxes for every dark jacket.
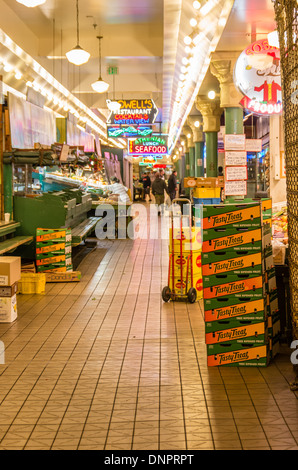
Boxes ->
[152,177,168,195]
[142,175,151,189]
[168,174,177,193]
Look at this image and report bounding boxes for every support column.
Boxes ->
[188,116,204,177]
[210,55,244,135]
[180,136,190,177]
[196,98,223,178]
[183,125,195,177]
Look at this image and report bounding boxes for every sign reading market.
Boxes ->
[128,136,168,156]
[107,99,159,126]
[234,38,282,116]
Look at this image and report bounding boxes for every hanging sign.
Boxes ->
[128,135,168,156]
[234,38,282,116]
[107,99,159,125]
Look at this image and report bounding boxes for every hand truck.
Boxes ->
[162,198,197,303]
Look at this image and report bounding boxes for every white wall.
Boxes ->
[270,115,287,204]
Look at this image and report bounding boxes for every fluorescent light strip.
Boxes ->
[168,0,233,152]
[0,28,125,148]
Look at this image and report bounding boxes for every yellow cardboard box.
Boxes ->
[169,227,202,253]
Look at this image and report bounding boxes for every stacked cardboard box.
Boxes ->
[202,201,279,367]
[36,228,73,273]
[168,226,203,296]
[0,257,21,323]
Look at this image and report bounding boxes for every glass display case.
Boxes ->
[13,164,41,196]
[247,146,270,197]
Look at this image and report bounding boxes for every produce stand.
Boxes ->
[2,145,130,258]
[0,221,33,256]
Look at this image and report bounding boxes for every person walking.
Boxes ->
[159,168,165,180]
[152,172,169,215]
[150,170,157,203]
[142,172,151,202]
[168,170,178,202]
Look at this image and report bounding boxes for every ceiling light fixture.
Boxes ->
[200,0,217,16]
[184,36,192,45]
[208,90,216,99]
[193,1,201,9]
[16,0,46,7]
[194,120,200,128]
[218,17,227,27]
[66,0,90,66]
[190,18,198,27]
[3,63,12,72]
[91,36,110,93]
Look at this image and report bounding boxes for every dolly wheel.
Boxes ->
[188,288,197,304]
[162,286,172,302]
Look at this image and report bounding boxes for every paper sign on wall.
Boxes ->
[225,151,247,166]
[226,166,248,181]
[246,139,262,152]
[224,134,246,151]
[60,144,70,162]
[225,180,247,196]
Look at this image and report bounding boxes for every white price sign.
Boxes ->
[224,134,246,151]
[225,180,247,196]
[226,166,248,181]
[225,151,247,166]
[246,139,262,152]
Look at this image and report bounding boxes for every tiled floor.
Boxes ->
[0,207,297,450]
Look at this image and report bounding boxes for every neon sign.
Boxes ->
[107,99,159,125]
[128,136,168,156]
[234,39,282,116]
[142,156,157,164]
[107,125,153,139]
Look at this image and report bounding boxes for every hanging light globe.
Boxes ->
[91,78,110,93]
[91,36,110,94]
[66,45,90,66]
[16,0,46,6]
[66,0,90,66]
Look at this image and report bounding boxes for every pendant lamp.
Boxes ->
[91,36,110,93]
[66,0,90,66]
[16,0,46,6]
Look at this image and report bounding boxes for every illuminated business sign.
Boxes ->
[128,136,168,156]
[107,125,153,139]
[234,39,282,116]
[107,99,159,125]
[142,157,157,164]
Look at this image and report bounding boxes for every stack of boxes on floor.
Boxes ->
[36,228,73,273]
[201,200,280,367]
[0,257,21,323]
